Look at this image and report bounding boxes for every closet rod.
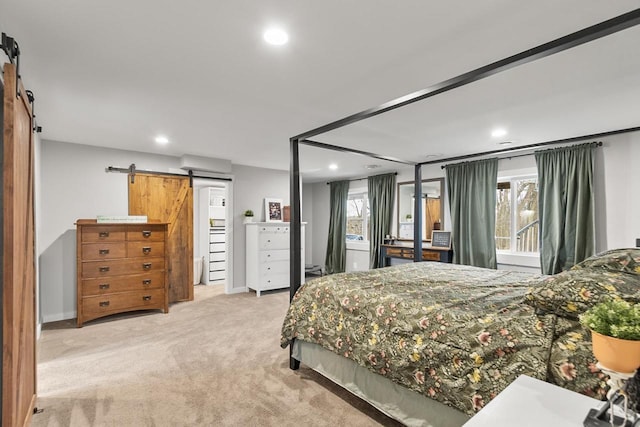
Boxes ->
[423,126,640,169]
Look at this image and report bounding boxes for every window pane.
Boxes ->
[515,179,539,253]
[495,183,511,251]
[347,196,365,240]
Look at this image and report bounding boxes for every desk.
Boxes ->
[381,244,452,266]
[463,375,603,427]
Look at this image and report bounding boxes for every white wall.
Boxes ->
[231,164,289,293]
[39,141,288,321]
[597,134,640,249]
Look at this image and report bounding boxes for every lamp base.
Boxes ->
[583,365,639,427]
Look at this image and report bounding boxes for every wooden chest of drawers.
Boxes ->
[76,219,169,327]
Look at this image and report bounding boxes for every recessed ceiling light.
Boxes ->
[155,135,169,144]
[364,164,381,170]
[499,141,513,146]
[263,27,289,45]
[491,128,508,138]
[329,163,338,170]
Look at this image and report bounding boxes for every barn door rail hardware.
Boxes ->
[106,163,232,186]
[1,32,21,98]
[25,90,43,133]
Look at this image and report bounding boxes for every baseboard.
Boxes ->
[227,287,247,294]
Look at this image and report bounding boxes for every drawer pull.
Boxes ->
[99,231,110,238]
[99,283,110,290]
[99,249,110,255]
[99,301,110,307]
[142,279,152,285]
[142,231,152,238]
[142,246,152,254]
[142,295,152,301]
[143,263,152,270]
[99,266,110,272]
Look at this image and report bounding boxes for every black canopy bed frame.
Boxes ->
[285,8,640,426]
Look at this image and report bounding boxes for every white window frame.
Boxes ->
[496,171,540,269]
[346,188,370,251]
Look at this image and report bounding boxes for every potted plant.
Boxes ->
[580,299,640,373]
[405,213,412,222]
[243,209,254,224]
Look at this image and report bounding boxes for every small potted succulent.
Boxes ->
[580,299,640,373]
[243,209,254,224]
[405,213,412,222]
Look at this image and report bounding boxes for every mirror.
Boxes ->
[397,178,444,242]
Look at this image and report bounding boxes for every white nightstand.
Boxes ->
[464,375,604,427]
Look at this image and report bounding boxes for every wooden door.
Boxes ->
[2,63,37,426]
[128,173,193,302]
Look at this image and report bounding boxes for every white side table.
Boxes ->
[464,375,604,427]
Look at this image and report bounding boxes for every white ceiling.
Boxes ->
[2,1,639,182]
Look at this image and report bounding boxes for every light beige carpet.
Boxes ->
[33,285,401,426]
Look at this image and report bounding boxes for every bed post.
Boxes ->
[289,137,302,370]
[413,164,422,262]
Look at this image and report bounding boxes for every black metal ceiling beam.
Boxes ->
[291,8,640,142]
[300,139,415,165]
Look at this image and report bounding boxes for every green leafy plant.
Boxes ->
[580,299,640,341]
[244,210,254,217]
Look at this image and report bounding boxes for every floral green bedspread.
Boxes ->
[280,262,607,415]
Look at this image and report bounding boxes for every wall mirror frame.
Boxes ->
[396,178,444,242]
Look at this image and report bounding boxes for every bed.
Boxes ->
[281,249,640,426]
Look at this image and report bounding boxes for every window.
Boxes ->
[495,176,539,253]
[347,191,369,242]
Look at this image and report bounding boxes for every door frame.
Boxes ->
[194,178,234,294]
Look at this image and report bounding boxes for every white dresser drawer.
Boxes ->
[209,242,225,252]
[209,260,225,272]
[259,273,289,289]
[259,249,289,263]
[210,252,225,262]
[209,233,225,244]
[258,232,289,250]
[259,259,289,275]
[209,270,225,281]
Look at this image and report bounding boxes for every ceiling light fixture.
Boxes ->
[491,128,507,138]
[499,141,513,146]
[364,164,381,170]
[329,163,338,170]
[155,135,169,144]
[263,27,289,45]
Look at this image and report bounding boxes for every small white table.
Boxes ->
[463,375,604,427]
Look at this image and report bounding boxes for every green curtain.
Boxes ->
[535,143,595,274]
[325,180,349,274]
[446,158,498,268]
[368,173,396,269]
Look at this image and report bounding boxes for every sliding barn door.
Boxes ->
[2,63,37,426]
[128,173,193,302]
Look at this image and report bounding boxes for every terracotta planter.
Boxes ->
[590,330,640,373]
